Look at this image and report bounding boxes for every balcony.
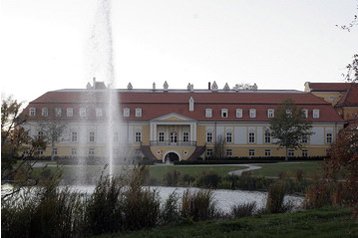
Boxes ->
[150,140,197,146]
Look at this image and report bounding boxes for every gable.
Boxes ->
[151,113,195,122]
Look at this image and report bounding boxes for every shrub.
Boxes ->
[181,189,216,221]
[266,180,292,213]
[196,172,221,189]
[160,191,181,225]
[182,174,195,186]
[231,202,256,218]
[304,181,335,209]
[163,170,181,186]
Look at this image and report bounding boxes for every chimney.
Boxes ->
[208,82,211,90]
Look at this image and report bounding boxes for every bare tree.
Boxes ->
[40,122,66,160]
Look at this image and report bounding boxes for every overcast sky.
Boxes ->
[1,0,358,104]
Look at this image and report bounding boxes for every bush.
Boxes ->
[196,172,221,189]
[231,202,256,218]
[160,191,181,225]
[163,170,181,186]
[181,189,216,221]
[266,180,293,213]
[304,181,335,209]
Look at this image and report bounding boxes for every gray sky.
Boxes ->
[1,0,358,104]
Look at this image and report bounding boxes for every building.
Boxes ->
[22,83,344,162]
[305,82,358,123]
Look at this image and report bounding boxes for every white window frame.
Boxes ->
[326,132,333,144]
[313,109,320,119]
[55,108,62,117]
[206,132,213,143]
[221,109,228,118]
[226,149,233,157]
[135,108,142,117]
[205,108,212,118]
[206,149,213,158]
[29,107,36,116]
[96,108,103,118]
[67,108,74,117]
[302,149,308,157]
[71,148,77,156]
[89,148,95,156]
[135,132,142,143]
[265,149,271,157]
[249,149,255,157]
[89,131,95,142]
[236,108,243,118]
[248,132,255,144]
[183,132,189,142]
[71,132,78,142]
[249,109,256,118]
[226,132,232,143]
[264,129,271,144]
[80,107,86,118]
[158,132,165,142]
[42,107,48,117]
[52,147,58,155]
[123,108,130,117]
[288,149,295,157]
[267,109,274,118]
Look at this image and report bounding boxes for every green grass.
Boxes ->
[250,161,323,178]
[94,208,357,238]
[148,165,246,182]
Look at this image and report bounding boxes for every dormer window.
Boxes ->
[55,108,62,117]
[313,109,320,119]
[67,108,73,117]
[189,97,194,112]
[123,108,130,117]
[236,108,243,118]
[302,109,308,118]
[96,108,103,118]
[42,107,48,117]
[135,108,142,117]
[29,107,36,116]
[249,109,256,118]
[267,109,274,118]
[80,108,86,117]
[221,109,228,118]
[205,108,212,118]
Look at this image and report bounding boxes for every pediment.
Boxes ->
[151,113,195,122]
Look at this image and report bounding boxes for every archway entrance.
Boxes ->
[164,152,180,163]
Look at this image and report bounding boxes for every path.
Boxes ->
[228,164,262,176]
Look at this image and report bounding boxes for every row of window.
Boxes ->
[206,148,310,157]
[206,131,333,144]
[29,107,143,118]
[204,108,320,119]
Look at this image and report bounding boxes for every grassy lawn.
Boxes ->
[94,207,357,238]
[148,165,246,182]
[250,161,323,179]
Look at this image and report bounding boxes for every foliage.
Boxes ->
[160,191,181,225]
[344,54,358,82]
[269,99,312,160]
[196,171,221,188]
[213,135,225,159]
[39,122,66,160]
[231,202,256,218]
[266,180,293,214]
[181,189,217,221]
[163,169,181,186]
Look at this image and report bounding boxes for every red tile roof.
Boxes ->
[307,82,352,92]
[23,89,344,123]
[335,83,358,107]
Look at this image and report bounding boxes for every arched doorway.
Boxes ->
[164,151,180,163]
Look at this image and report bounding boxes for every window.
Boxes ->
[313,109,320,119]
[183,132,189,142]
[71,132,78,142]
[236,108,243,118]
[206,149,213,158]
[135,108,142,117]
[226,149,233,157]
[67,108,73,117]
[38,131,44,139]
[71,148,77,156]
[249,149,255,157]
[301,135,308,144]
[80,107,86,117]
[89,148,95,156]
[123,108,130,117]
[52,148,57,155]
[29,107,36,116]
[265,149,271,157]
[249,109,256,118]
[302,109,308,118]
[55,108,62,117]
[326,133,332,144]
[42,107,48,117]
[302,149,308,157]
[159,132,165,142]
[206,132,213,143]
[205,108,212,118]
[226,132,232,143]
[264,129,271,144]
[248,132,255,144]
[267,109,274,118]
[37,149,44,156]
[288,149,294,157]
[89,131,95,142]
[96,108,103,118]
[221,109,228,118]
[170,132,177,143]
[135,132,142,142]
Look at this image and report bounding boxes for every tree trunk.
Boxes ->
[285,147,288,161]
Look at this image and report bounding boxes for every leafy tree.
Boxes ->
[1,97,46,182]
[40,122,66,160]
[269,99,312,160]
